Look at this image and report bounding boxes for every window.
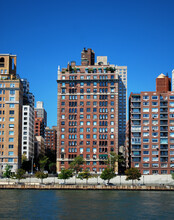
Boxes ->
[10,97,15,101]
[143,102,149,106]
[61,134,65,139]
[8,158,14,162]
[143,157,149,161]
[10,90,15,95]
[93,134,97,139]
[10,84,15,88]
[93,115,97,119]
[143,151,149,155]
[152,96,158,100]
[9,145,14,149]
[143,139,149,143]
[143,96,149,100]
[9,138,14,142]
[143,108,149,112]
[143,170,150,174]
[8,151,14,156]
[9,104,14,108]
[80,82,84,86]
[152,108,158,112]
[86,148,90,153]
[9,117,14,122]
[9,131,14,135]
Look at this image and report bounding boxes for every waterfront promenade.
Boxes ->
[0,175,174,190]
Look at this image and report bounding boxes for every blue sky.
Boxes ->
[1,0,174,126]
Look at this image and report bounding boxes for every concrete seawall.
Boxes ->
[0,184,174,191]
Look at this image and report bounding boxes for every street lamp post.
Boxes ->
[31,156,34,175]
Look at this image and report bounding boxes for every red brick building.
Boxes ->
[34,111,45,138]
[129,73,174,175]
[45,126,57,153]
[57,48,127,173]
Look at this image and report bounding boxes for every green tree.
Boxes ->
[58,169,73,184]
[3,164,12,178]
[35,171,48,184]
[69,156,84,184]
[15,169,25,183]
[171,173,174,180]
[125,168,141,185]
[39,155,49,172]
[49,163,56,174]
[78,169,91,184]
[100,168,116,184]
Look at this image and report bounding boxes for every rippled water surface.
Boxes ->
[0,190,174,219]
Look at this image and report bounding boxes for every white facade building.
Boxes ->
[22,105,35,160]
[21,79,35,160]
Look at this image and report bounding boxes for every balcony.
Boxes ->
[161,163,168,168]
[160,108,168,113]
[131,141,141,145]
[160,121,168,126]
[160,158,168,162]
[131,127,141,132]
[131,98,140,102]
[160,146,168,150]
[131,104,141,108]
[160,138,168,144]
[132,109,141,113]
[160,103,168,107]
[160,115,168,120]
[132,115,141,120]
[132,154,141,157]
[160,152,168,156]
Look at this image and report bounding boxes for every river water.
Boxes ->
[0,190,174,219]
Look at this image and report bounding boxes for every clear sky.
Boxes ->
[1,0,174,127]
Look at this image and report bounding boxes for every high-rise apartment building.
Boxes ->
[21,79,35,161]
[0,54,23,174]
[34,111,45,138]
[45,126,57,158]
[129,73,174,175]
[57,48,127,173]
[35,101,47,127]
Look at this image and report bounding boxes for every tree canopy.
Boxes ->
[69,156,84,174]
[100,168,116,183]
[39,155,49,172]
[3,164,12,178]
[15,169,25,182]
[35,171,48,184]
[58,169,73,184]
[78,169,91,184]
[125,168,141,184]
